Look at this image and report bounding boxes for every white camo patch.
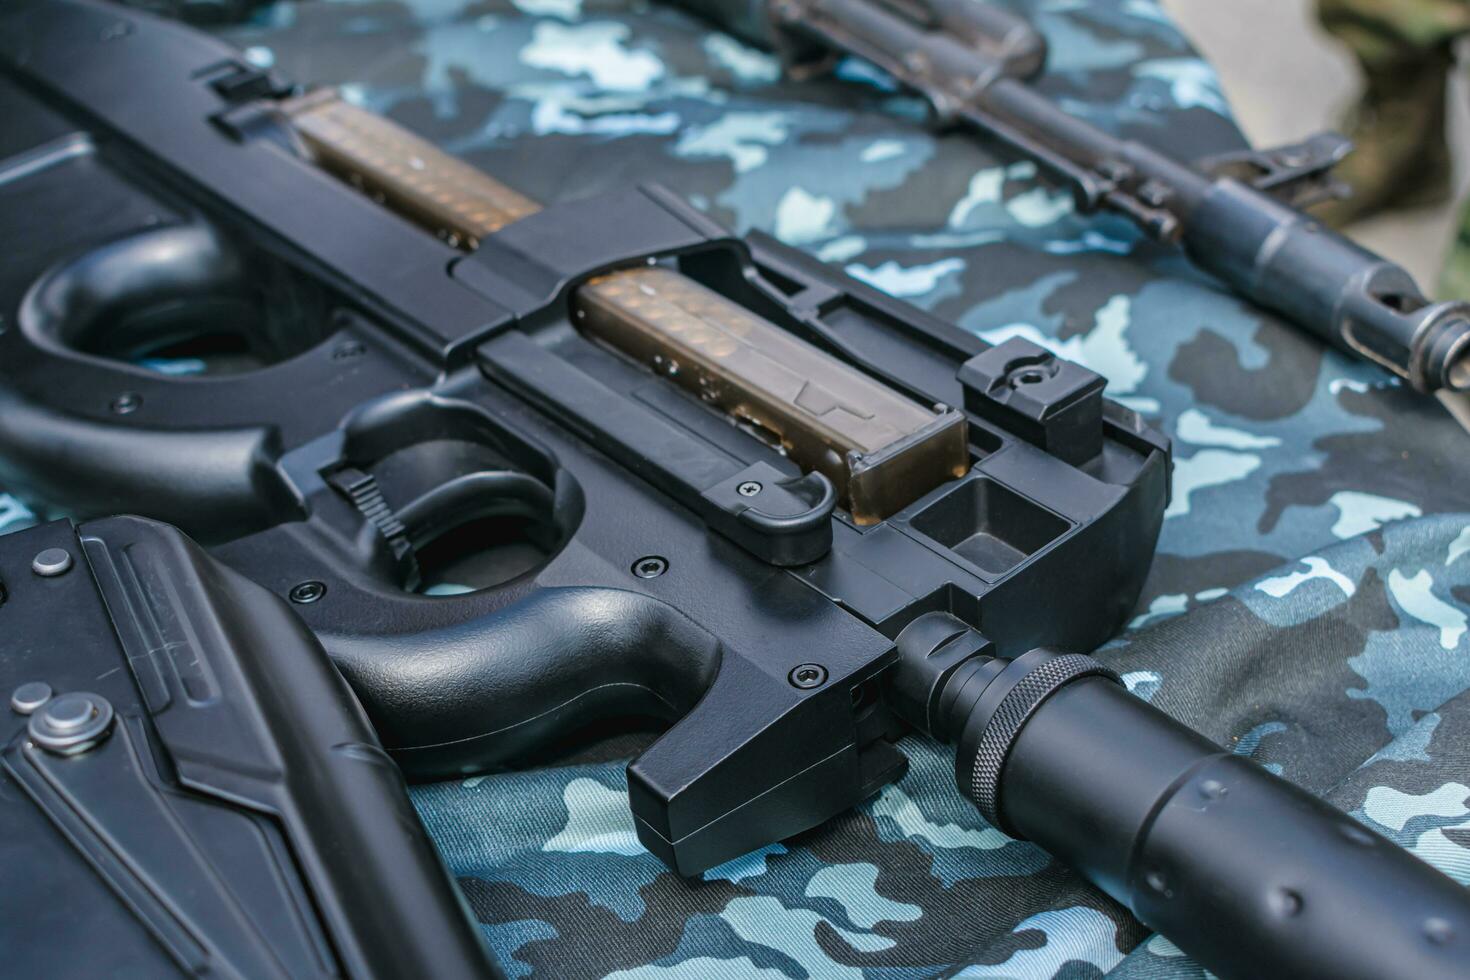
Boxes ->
[1387,569,1467,649]
[1166,449,1261,518]
[870,786,1010,851]
[522,22,662,91]
[1255,557,1356,599]
[543,778,644,856]
[1175,408,1281,450]
[846,257,965,298]
[773,187,836,244]
[1448,526,1470,565]
[1328,491,1422,540]
[1363,782,1470,832]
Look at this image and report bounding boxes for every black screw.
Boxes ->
[737,481,763,497]
[31,548,73,578]
[289,581,327,604]
[110,392,142,415]
[788,663,827,690]
[332,340,367,360]
[1424,917,1455,946]
[632,556,668,579]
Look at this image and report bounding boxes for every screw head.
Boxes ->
[1424,917,1455,946]
[110,391,142,415]
[1198,778,1228,801]
[289,581,327,604]
[632,556,668,579]
[11,682,53,715]
[45,694,95,732]
[32,548,73,578]
[737,481,763,497]
[1270,888,1304,918]
[1012,369,1047,386]
[29,691,114,755]
[788,663,828,690]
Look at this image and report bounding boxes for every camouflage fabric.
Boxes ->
[6,0,1470,976]
[1317,0,1470,70]
[1312,0,1470,295]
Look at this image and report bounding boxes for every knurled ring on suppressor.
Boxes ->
[955,650,1118,829]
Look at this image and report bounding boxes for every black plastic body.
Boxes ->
[0,0,1169,877]
[0,518,497,979]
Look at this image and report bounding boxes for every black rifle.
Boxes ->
[0,3,1465,977]
[0,517,498,979]
[676,0,1470,396]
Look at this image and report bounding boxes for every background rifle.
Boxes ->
[675,0,1470,397]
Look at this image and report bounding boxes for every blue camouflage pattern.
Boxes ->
[9,0,1470,975]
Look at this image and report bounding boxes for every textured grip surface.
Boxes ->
[957,651,1116,826]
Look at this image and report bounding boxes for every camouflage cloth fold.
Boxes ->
[4,0,1467,975]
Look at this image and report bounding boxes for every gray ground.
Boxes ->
[1162,0,1470,288]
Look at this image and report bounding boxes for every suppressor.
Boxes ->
[893,617,1470,980]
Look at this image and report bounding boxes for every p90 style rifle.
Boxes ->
[0,4,1464,978]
